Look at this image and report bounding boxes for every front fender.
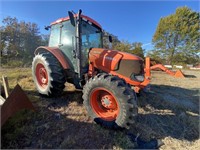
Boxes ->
[34,46,71,70]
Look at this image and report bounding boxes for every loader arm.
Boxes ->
[150,63,185,78]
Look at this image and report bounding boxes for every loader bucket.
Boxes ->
[1,84,35,127]
[174,70,185,78]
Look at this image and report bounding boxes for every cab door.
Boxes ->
[60,21,77,72]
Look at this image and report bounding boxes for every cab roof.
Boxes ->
[51,14,102,29]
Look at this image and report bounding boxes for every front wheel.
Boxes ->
[82,74,138,129]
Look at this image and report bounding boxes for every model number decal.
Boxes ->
[105,56,116,61]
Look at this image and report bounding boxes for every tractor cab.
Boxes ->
[48,10,103,75]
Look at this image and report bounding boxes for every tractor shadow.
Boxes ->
[1,108,115,149]
[1,90,88,148]
[1,90,135,149]
[184,74,197,78]
[134,84,199,142]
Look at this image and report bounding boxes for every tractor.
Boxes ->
[32,10,150,129]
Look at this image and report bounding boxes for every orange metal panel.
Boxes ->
[89,48,142,72]
[89,49,150,93]
[51,14,102,29]
[145,57,151,78]
[174,70,185,78]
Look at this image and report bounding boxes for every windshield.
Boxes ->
[81,20,102,69]
[81,20,102,49]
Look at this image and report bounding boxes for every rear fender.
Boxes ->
[34,46,72,69]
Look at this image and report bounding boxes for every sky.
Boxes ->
[0,0,199,50]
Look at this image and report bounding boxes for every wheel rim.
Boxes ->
[90,88,119,121]
[35,63,48,89]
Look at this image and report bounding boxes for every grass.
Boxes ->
[0,68,34,89]
[0,67,199,149]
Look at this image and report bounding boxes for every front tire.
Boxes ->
[32,52,66,96]
[82,74,138,129]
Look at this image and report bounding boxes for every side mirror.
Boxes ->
[109,35,113,43]
[44,26,51,31]
[68,11,76,26]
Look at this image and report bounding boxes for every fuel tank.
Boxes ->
[89,48,145,84]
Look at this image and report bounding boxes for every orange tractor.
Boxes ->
[32,10,151,129]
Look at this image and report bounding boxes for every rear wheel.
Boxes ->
[82,73,138,129]
[32,52,66,96]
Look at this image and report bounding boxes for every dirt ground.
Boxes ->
[0,68,199,149]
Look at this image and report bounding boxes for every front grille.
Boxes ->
[115,59,144,79]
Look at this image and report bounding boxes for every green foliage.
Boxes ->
[2,59,24,68]
[114,41,145,58]
[102,31,145,58]
[152,6,200,65]
[132,42,145,58]
[146,49,165,64]
[103,31,120,49]
[114,40,131,52]
[0,16,48,67]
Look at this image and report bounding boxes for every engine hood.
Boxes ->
[89,48,143,62]
[89,48,144,74]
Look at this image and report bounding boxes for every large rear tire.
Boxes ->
[32,52,66,96]
[82,73,138,129]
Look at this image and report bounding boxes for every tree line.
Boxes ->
[0,6,199,67]
[0,17,48,67]
[103,31,145,58]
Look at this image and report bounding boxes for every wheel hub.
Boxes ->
[101,95,112,108]
[90,88,119,121]
[35,63,48,88]
[39,68,47,84]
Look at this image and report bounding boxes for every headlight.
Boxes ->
[130,74,144,82]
